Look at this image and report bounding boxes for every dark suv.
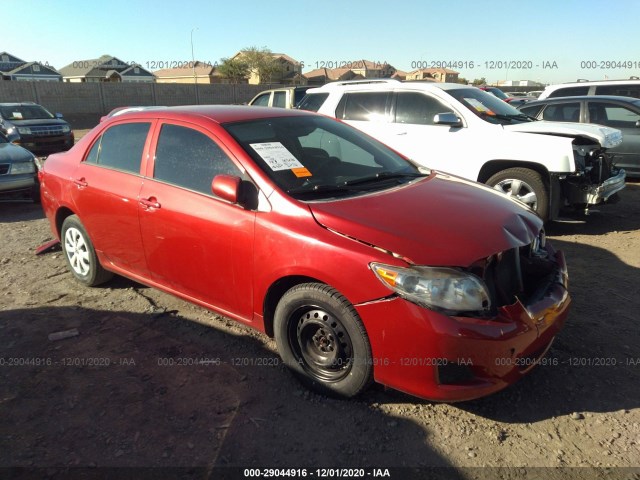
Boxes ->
[0,103,74,156]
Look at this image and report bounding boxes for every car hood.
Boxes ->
[5,118,69,127]
[504,121,622,148]
[308,173,543,267]
[0,143,35,162]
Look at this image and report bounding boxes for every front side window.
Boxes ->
[273,91,286,108]
[588,101,640,128]
[153,124,242,196]
[223,115,423,200]
[84,122,150,174]
[336,92,391,121]
[395,92,453,125]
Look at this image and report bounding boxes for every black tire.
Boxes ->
[61,215,113,286]
[31,182,41,204]
[486,167,549,220]
[274,283,373,398]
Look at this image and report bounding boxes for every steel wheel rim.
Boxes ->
[290,308,353,382]
[493,178,538,210]
[64,227,90,276]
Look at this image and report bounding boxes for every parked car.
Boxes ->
[0,102,74,156]
[299,79,625,220]
[0,131,39,202]
[538,77,640,100]
[39,105,571,402]
[518,95,640,177]
[248,86,315,109]
[478,86,514,102]
[527,91,543,98]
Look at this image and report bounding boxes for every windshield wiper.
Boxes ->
[343,171,427,186]
[479,112,534,122]
[287,183,359,197]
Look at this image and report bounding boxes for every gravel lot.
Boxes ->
[1,139,639,478]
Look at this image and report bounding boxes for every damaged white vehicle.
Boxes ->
[299,80,625,220]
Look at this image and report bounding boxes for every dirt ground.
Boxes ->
[1,142,639,478]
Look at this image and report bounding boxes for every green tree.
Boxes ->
[472,77,487,86]
[218,57,249,84]
[240,46,281,84]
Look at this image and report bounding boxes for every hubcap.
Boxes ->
[64,227,90,276]
[292,308,353,382]
[493,178,538,210]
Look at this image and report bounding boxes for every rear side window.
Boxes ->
[336,92,391,121]
[153,124,243,196]
[595,84,640,98]
[297,93,329,112]
[394,92,453,125]
[547,86,589,98]
[84,122,150,174]
[541,102,581,122]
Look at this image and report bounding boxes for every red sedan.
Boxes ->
[39,106,570,402]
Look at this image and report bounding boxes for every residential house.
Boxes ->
[59,55,155,83]
[232,51,303,85]
[391,70,408,81]
[0,52,62,81]
[154,61,225,84]
[347,60,396,79]
[303,68,364,86]
[406,68,459,83]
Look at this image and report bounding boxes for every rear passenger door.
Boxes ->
[71,121,152,275]
[139,121,256,320]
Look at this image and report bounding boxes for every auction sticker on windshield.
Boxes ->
[465,98,494,115]
[251,142,304,171]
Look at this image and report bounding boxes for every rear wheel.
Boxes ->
[274,283,373,398]
[486,167,549,220]
[61,215,113,286]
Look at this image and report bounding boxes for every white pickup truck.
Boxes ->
[299,80,625,220]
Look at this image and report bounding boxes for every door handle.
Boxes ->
[396,132,408,136]
[140,197,161,209]
[73,178,88,188]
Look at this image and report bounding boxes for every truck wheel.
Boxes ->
[274,283,373,398]
[487,168,549,220]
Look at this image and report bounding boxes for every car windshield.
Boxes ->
[223,115,426,200]
[448,88,533,125]
[297,93,330,112]
[0,105,54,121]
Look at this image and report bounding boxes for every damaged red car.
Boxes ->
[39,106,570,402]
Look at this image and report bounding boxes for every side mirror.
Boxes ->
[212,174,241,203]
[434,112,462,127]
[636,120,640,128]
[55,113,64,119]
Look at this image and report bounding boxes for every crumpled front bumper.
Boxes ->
[564,168,626,206]
[355,249,571,402]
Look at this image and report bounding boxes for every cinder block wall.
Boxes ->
[0,82,281,129]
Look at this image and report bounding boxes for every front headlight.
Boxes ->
[370,263,491,314]
[10,161,36,174]
[17,127,32,135]
[62,125,71,133]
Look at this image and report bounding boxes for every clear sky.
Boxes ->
[6,0,640,85]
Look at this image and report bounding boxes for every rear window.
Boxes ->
[297,93,329,112]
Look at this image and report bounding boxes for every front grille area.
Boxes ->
[28,125,67,137]
[0,164,9,175]
[481,239,556,310]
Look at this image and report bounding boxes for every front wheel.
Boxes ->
[274,283,373,398]
[486,167,549,220]
[61,215,113,286]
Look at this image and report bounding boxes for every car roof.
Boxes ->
[521,95,640,107]
[102,104,316,124]
[308,80,472,93]
[0,102,39,106]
